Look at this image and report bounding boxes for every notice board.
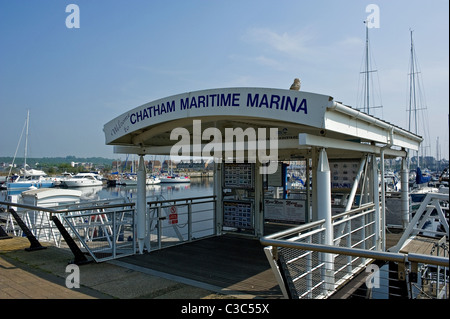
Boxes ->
[223,200,254,230]
[264,197,306,224]
[223,163,254,189]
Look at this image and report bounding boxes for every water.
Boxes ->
[0,177,215,203]
[88,176,214,202]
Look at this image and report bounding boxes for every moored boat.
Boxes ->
[6,169,55,191]
[62,173,103,187]
[159,175,190,183]
[146,176,161,185]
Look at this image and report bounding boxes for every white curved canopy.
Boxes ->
[103,87,422,159]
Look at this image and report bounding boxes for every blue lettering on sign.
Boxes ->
[128,91,308,127]
[180,93,240,110]
[246,93,307,114]
[130,100,176,124]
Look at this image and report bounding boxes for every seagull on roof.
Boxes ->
[289,78,301,91]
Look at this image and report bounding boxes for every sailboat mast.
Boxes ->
[408,30,421,168]
[24,110,29,174]
[365,23,370,114]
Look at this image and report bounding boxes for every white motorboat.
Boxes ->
[62,173,103,187]
[159,175,191,183]
[146,176,161,185]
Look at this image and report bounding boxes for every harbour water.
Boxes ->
[0,176,215,203]
[100,176,214,202]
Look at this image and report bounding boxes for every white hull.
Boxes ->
[64,180,103,187]
[160,176,190,183]
[146,177,161,185]
[63,173,103,187]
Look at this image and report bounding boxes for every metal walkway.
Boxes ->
[118,233,284,299]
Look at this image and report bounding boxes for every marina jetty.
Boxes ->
[1,86,448,300]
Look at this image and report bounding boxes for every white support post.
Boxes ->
[311,148,318,222]
[316,148,334,292]
[380,149,386,251]
[372,154,381,251]
[137,155,147,254]
[401,156,410,229]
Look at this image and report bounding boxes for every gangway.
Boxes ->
[260,192,449,299]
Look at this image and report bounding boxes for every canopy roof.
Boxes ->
[103,87,422,160]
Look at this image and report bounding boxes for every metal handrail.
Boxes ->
[260,237,449,268]
[146,195,216,205]
[1,200,58,214]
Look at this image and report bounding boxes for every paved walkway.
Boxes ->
[0,237,234,299]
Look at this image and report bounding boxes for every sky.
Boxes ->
[0,0,448,161]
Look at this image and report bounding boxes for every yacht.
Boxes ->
[146,176,161,185]
[6,169,55,191]
[159,175,190,183]
[62,173,103,187]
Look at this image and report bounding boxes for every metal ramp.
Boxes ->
[1,198,136,263]
[58,200,136,263]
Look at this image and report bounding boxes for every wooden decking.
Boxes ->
[399,235,448,257]
[120,233,284,299]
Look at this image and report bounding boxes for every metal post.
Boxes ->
[380,149,386,251]
[345,156,367,212]
[401,156,410,229]
[214,161,223,235]
[311,148,318,221]
[306,157,311,222]
[372,154,381,251]
[188,202,192,241]
[157,206,162,249]
[112,211,116,259]
[316,148,334,292]
[137,155,147,253]
[255,161,263,237]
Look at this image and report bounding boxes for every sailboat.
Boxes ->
[159,159,190,183]
[406,31,445,205]
[6,111,55,193]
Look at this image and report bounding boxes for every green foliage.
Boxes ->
[0,156,114,175]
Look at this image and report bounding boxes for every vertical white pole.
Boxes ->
[311,148,318,221]
[380,149,386,251]
[401,156,409,230]
[137,155,147,254]
[316,148,334,292]
[372,154,381,251]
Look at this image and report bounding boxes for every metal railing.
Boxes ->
[260,202,449,299]
[61,200,135,262]
[1,198,136,263]
[146,195,216,250]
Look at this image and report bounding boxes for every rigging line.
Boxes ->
[8,115,28,179]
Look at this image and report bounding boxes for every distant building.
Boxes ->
[176,160,208,171]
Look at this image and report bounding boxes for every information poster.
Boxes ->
[223,200,253,230]
[265,198,306,224]
[223,163,254,189]
[330,160,360,190]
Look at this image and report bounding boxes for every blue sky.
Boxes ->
[0,0,448,161]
